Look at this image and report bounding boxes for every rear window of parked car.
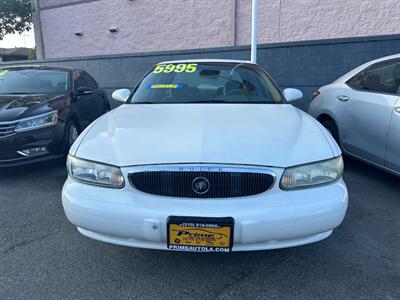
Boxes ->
[347,59,400,95]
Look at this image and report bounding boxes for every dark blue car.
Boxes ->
[0,65,109,167]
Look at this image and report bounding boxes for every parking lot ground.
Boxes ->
[0,157,399,299]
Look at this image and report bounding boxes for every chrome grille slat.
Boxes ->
[129,166,275,198]
[0,122,17,138]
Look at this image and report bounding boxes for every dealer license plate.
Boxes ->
[167,216,234,252]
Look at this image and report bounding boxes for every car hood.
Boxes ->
[73,104,336,168]
[0,93,66,121]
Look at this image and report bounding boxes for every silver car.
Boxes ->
[308,54,400,176]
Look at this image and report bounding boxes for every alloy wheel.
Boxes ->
[68,124,79,147]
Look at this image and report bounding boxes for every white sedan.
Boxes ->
[309,54,400,176]
[62,59,348,252]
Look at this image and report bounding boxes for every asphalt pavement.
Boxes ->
[0,157,399,299]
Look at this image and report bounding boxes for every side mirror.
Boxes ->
[76,86,94,96]
[283,88,303,102]
[112,88,130,102]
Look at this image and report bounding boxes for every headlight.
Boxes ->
[67,155,125,188]
[15,111,58,132]
[280,156,343,190]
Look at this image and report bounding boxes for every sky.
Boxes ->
[0,30,35,49]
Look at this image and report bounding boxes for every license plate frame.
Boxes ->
[167,216,234,253]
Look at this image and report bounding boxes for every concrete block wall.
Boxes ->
[2,34,400,111]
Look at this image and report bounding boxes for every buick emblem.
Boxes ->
[192,177,210,194]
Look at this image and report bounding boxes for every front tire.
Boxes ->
[65,120,80,151]
[321,119,340,145]
[104,101,111,114]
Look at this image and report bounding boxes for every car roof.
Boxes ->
[157,59,254,65]
[335,53,400,83]
[0,64,80,72]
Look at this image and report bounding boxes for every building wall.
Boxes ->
[236,0,400,45]
[3,35,400,111]
[39,0,235,58]
[38,0,400,59]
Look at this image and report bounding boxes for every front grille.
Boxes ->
[0,122,17,138]
[129,166,274,198]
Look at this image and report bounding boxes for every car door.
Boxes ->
[386,97,400,172]
[337,59,400,166]
[83,72,106,118]
[73,71,100,128]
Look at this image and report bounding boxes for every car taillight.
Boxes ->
[312,90,320,101]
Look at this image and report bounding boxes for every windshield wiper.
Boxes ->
[184,100,230,103]
[133,101,159,104]
[133,100,231,104]
[0,92,29,95]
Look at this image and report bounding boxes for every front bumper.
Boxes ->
[62,167,348,252]
[0,124,65,167]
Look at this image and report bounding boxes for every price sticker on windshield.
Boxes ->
[0,70,9,78]
[153,64,198,74]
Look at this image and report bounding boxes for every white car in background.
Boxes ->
[309,54,400,176]
[62,59,347,252]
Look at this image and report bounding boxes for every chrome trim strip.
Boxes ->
[0,121,18,125]
[0,134,16,139]
[16,151,29,157]
[127,164,276,176]
[0,122,17,138]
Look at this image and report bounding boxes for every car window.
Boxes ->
[83,73,98,90]
[73,72,91,92]
[347,59,400,95]
[0,68,69,94]
[130,63,283,104]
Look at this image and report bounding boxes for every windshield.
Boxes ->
[0,68,69,94]
[130,63,284,104]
